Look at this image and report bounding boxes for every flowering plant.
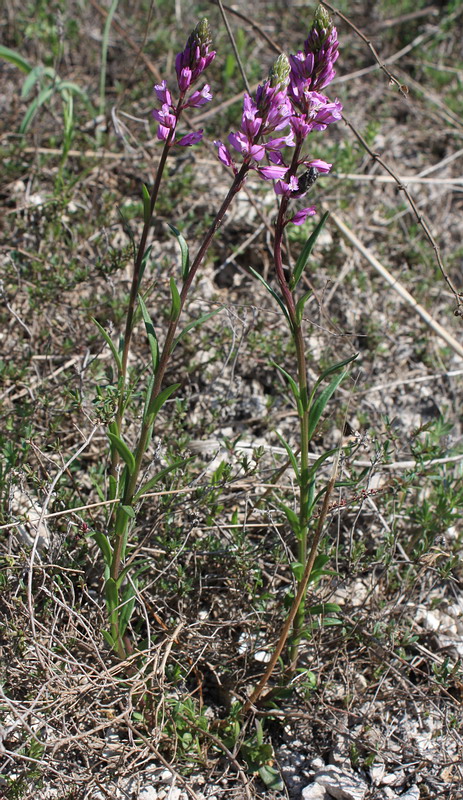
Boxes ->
[93,7,354,701]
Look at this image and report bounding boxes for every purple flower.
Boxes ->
[305,158,331,173]
[176,130,203,146]
[184,84,213,108]
[214,140,235,169]
[258,165,289,181]
[290,206,317,225]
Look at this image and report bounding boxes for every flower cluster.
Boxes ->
[215,5,341,224]
[152,18,215,146]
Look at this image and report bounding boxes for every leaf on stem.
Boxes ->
[169,276,181,321]
[104,577,119,614]
[168,223,190,280]
[172,308,222,352]
[307,369,348,440]
[146,382,181,421]
[107,432,136,475]
[141,184,151,225]
[248,267,291,327]
[289,211,329,291]
[279,502,302,536]
[0,44,32,74]
[133,458,191,502]
[295,290,312,326]
[92,318,123,374]
[118,578,138,638]
[138,295,159,374]
[91,531,113,566]
[271,361,303,416]
[138,245,153,292]
[274,430,300,484]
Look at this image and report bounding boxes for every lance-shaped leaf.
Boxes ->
[107,432,136,475]
[0,44,32,74]
[295,290,312,326]
[104,577,119,615]
[279,502,301,536]
[274,430,300,484]
[133,458,191,502]
[91,531,112,566]
[141,184,151,224]
[92,318,123,374]
[271,361,303,416]
[138,295,159,374]
[307,369,348,440]
[168,223,190,281]
[169,276,181,321]
[146,382,180,421]
[118,578,138,638]
[310,353,358,400]
[138,245,153,292]
[172,308,222,352]
[248,267,291,327]
[289,211,329,290]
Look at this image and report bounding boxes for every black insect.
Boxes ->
[290,166,320,197]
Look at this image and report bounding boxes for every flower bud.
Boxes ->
[269,54,291,90]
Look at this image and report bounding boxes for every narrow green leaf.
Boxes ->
[107,432,136,475]
[0,44,32,74]
[138,245,153,291]
[248,267,291,327]
[169,276,181,321]
[138,295,159,374]
[141,184,151,224]
[133,458,191,502]
[57,80,89,99]
[146,382,180,420]
[271,361,303,416]
[274,430,300,483]
[108,474,118,501]
[21,65,55,98]
[307,370,348,440]
[168,223,190,280]
[279,502,301,535]
[312,353,358,396]
[102,629,115,648]
[118,579,138,638]
[121,504,136,519]
[104,577,119,614]
[91,531,112,566]
[20,85,55,133]
[290,211,329,290]
[92,318,123,374]
[308,602,341,615]
[172,308,222,351]
[295,290,312,325]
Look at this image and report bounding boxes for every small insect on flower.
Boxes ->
[290,167,319,197]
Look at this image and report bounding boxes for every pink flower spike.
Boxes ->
[290,206,317,225]
[258,165,288,180]
[305,158,332,173]
[214,140,234,167]
[177,130,203,146]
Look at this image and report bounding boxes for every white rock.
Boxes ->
[399,787,420,800]
[302,784,329,799]
[140,788,158,800]
[315,764,368,800]
[160,769,174,782]
[369,761,385,785]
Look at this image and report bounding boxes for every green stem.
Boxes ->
[272,150,315,667]
[108,164,250,640]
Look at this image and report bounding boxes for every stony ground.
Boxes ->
[1,1,463,799]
